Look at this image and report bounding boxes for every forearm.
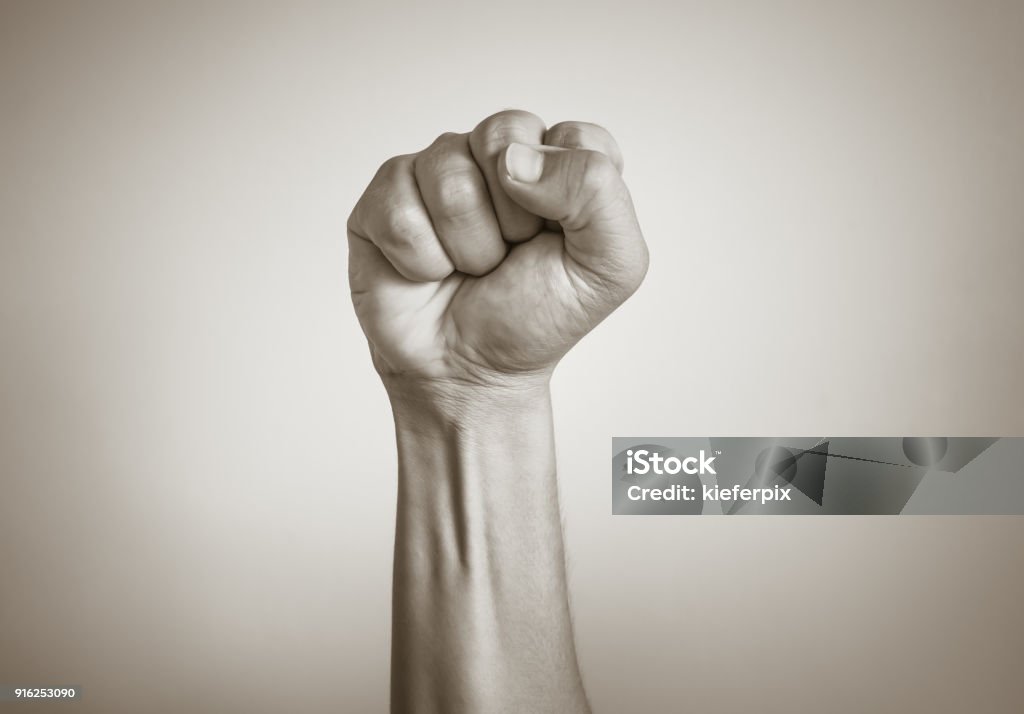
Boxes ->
[387,378,590,714]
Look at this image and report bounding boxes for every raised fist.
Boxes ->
[348,110,648,387]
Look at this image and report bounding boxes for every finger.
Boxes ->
[498,144,649,298]
[347,226,399,295]
[469,109,546,242]
[540,122,625,233]
[414,132,506,276]
[349,154,454,282]
[544,121,624,173]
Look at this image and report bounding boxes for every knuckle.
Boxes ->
[375,153,409,180]
[433,131,463,147]
[381,203,428,249]
[416,134,465,173]
[577,150,619,195]
[405,259,452,282]
[416,133,468,173]
[423,131,465,156]
[547,121,606,146]
[456,251,500,278]
[415,140,487,222]
[547,121,623,171]
[380,205,453,282]
[471,109,545,153]
[352,154,413,235]
[434,172,482,220]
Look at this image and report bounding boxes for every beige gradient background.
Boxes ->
[2,1,1023,712]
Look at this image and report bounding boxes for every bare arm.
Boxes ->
[389,380,587,713]
[348,109,648,712]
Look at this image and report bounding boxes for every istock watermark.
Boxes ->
[612,437,1024,515]
[624,448,717,476]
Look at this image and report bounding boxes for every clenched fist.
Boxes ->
[348,110,648,388]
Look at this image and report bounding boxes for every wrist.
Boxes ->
[384,373,552,427]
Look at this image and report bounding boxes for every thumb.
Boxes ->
[498,143,648,296]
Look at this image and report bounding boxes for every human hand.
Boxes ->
[348,110,648,392]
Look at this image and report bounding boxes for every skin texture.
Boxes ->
[348,110,648,713]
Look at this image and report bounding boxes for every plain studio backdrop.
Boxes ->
[1,1,1022,712]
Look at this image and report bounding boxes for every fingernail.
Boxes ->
[505,143,544,183]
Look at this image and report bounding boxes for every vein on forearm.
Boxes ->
[389,386,589,713]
